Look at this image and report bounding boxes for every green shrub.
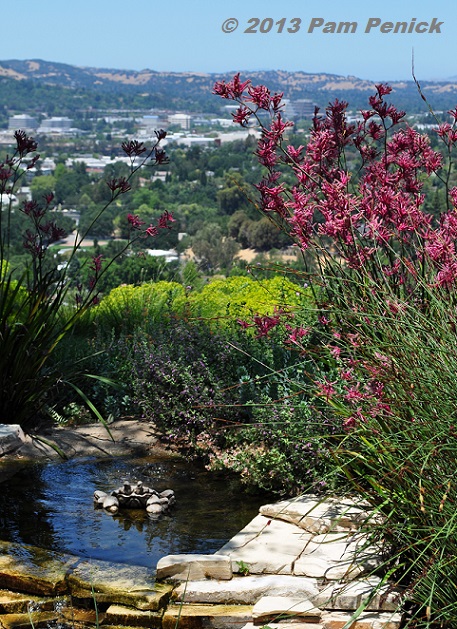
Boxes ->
[91,281,187,332]
[187,275,311,325]
[207,399,337,495]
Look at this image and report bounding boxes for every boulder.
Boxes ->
[0,425,25,456]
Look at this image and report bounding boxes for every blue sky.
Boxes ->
[5,0,456,81]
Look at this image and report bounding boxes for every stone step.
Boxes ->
[293,532,380,580]
[162,604,253,629]
[320,611,402,629]
[0,541,78,596]
[243,612,402,629]
[216,515,313,575]
[0,540,172,610]
[104,603,163,628]
[61,608,106,626]
[0,590,68,614]
[67,559,173,610]
[242,624,323,629]
[156,554,232,581]
[0,611,61,629]
[172,575,402,614]
[214,516,378,581]
[259,496,371,534]
[173,575,319,605]
[252,596,321,623]
[315,578,402,612]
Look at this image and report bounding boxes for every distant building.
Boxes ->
[151,170,168,183]
[38,117,74,134]
[216,130,261,143]
[210,118,235,128]
[282,99,318,120]
[166,136,214,148]
[146,249,179,263]
[18,187,32,202]
[40,157,56,174]
[8,114,39,132]
[66,155,131,174]
[0,193,18,206]
[168,113,191,130]
[140,115,160,128]
[293,99,317,119]
[223,105,239,115]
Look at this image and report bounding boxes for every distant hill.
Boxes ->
[1,58,457,117]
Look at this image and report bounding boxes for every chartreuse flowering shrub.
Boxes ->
[0,131,173,430]
[187,275,309,325]
[91,281,187,331]
[215,74,457,627]
[92,275,314,331]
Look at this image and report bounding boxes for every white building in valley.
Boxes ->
[8,114,39,132]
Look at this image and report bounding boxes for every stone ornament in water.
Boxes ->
[94,481,175,516]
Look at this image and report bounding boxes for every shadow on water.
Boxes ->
[0,455,269,567]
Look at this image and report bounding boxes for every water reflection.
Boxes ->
[0,456,267,568]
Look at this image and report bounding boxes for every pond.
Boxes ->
[0,455,268,568]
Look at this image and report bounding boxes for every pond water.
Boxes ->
[0,456,268,568]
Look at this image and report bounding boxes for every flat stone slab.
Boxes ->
[61,607,106,625]
[0,590,68,614]
[294,533,380,580]
[156,554,232,581]
[252,596,321,623]
[0,541,78,596]
[163,604,253,629]
[0,540,172,610]
[105,604,162,628]
[67,558,172,610]
[0,611,61,629]
[260,496,371,534]
[0,425,25,456]
[173,575,319,604]
[315,578,403,612]
[216,515,312,574]
[242,624,323,629]
[320,610,402,628]
[216,515,277,551]
[6,419,169,462]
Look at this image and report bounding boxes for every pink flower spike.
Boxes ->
[247,84,271,110]
[157,210,176,229]
[317,378,336,402]
[127,213,145,229]
[375,83,393,97]
[232,106,251,126]
[286,325,310,345]
[230,73,251,98]
[146,225,159,237]
[90,254,103,274]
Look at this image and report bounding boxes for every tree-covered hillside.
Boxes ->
[2,59,457,124]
